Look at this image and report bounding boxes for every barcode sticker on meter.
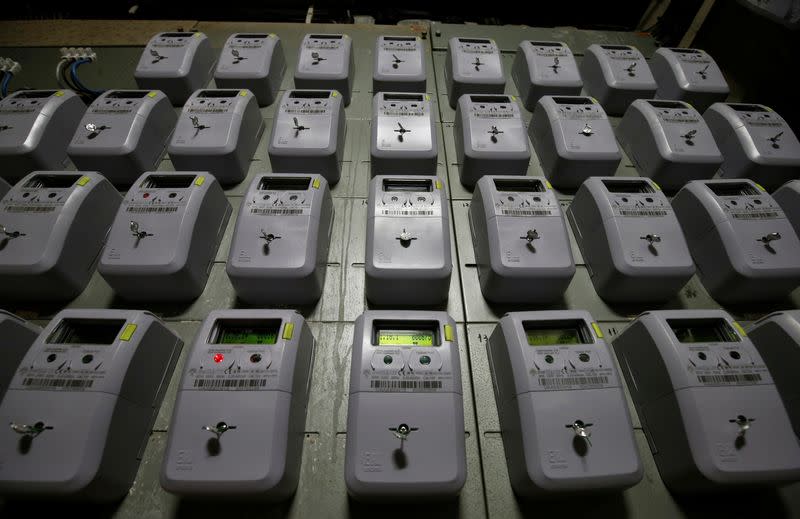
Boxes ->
[193,378,269,390]
[369,379,443,390]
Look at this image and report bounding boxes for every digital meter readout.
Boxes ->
[377,329,435,346]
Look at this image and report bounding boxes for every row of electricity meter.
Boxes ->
[0,171,799,306]
[1,307,800,501]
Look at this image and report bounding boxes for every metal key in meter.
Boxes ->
[268,89,346,186]
[162,310,314,499]
[454,94,530,187]
[619,99,722,191]
[373,35,426,93]
[0,90,85,184]
[529,95,621,190]
[0,171,121,302]
[215,33,286,106]
[672,179,800,303]
[511,41,583,111]
[580,44,657,116]
[613,310,800,492]
[444,37,505,109]
[488,311,642,496]
[567,177,695,303]
[134,32,216,106]
[0,309,183,500]
[371,92,437,176]
[704,103,800,192]
[99,172,231,301]
[169,89,263,186]
[366,175,452,305]
[651,48,729,113]
[227,173,334,305]
[469,175,575,303]
[67,90,176,187]
[773,179,800,237]
[0,311,41,403]
[345,310,466,501]
[294,34,354,106]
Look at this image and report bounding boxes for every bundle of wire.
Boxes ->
[56,54,105,99]
[0,71,11,98]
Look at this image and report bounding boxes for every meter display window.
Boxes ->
[106,91,151,99]
[47,319,126,344]
[667,318,740,343]
[258,176,311,191]
[210,319,281,345]
[140,175,196,189]
[529,41,563,47]
[602,180,654,194]
[646,100,686,109]
[373,321,440,346]
[493,179,544,192]
[706,182,759,197]
[13,91,58,98]
[383,179,432,192]
[24,174,81,189]
[523,320,592,346]
[731,104,768,113]
[553,97,594,105]
[197,90,241,98]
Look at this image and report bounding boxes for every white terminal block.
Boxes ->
[162,310,315,500]
[0,90,85,184]
[567,177,695,303]
[511,40,583,111]
[0,172,121,302]
[488,311,642,497]
[529,95,621,190]
[618,99,722,191]
[366,175,452,306]
[0,309,183,501]
[294,34,354,106]
[134,32,215,106]
[580,44,657,116]
[370,92,437,176]
[227,173,334,305]
[268,89,346,186]
[773,179,800,237]
[703,103,800,192]
[454,94,530,187]
[99,172,231,302]
[169,89,263,186]
[651,47,729,113]
[444,37,505,109]
[215,33,286,107]
[672,179,800,303]
[345,310,466,501]
[373,35,426,93]
[0,311,41,403]
[613,310,800,492]
[469,176,575,303]
[67,90,177,187]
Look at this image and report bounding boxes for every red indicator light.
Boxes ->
[213,353,224,363]
[143,192,150,198]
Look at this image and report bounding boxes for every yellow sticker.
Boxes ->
[435,180,442,190]
[269,33,277,38]
[120,324,137,342]
[332,91,339,97]
[193,32,202,38]
[444,324,454,342]
[652,181,661,191]
[77,176,91,186]
[425,94,430,101]
[282,322,295,340]
[732,321,747,338]
[54,91,65,97]
[590,97,598,104]
[754,182,766,192]
[511,95,516,101]
[312,177,321,189]
[591,322,604,339]
[765,105,773,112]
[147,91,158,98]
[194,176,205,186]
[239,90,248,97]
[545,180,553,190]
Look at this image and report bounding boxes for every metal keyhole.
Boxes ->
[567,419,593,447]
[203,421,237,439]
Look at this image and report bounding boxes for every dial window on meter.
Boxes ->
[46,319,127,344]
[210,319,280,345]
[373,322,439,346]
[523,321,592,346]
[667,318,740,343]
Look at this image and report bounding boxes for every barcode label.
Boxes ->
[22,377,93,389]
[4,205,56,213]
[539,376,609,388]
[731,211,779,220]
[380,210,434,216]
[193,378,268,389]
[287,109,327,115]
[475,113,515,118]
[370,380,443,390]
[126,206,178,213]
[501,209,552,216]
[250,208,304,215]
[618,209,668,217]
[698,373,762,385]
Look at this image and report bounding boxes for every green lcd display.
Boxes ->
[523,320,591,346]
[212,320,279,345]
[667,319,739,343]
[377,329,435,346]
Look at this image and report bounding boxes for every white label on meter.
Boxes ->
[492,192,557,218]
[529,345,617,391]
[246,192,314,217]
[610,194,672,218]
[364,348,453,393]
[376,191,442,218]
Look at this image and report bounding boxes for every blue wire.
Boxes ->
[0,72,10,98]
[69,59,105,96]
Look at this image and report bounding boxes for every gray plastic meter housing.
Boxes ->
[0,90,85,184]
[580,44,657,116]
[773,179,800,237]
[529,95,621,190]
[169,89,263,186]
[214,33,286,107]
[703,103,800,192]
[488,311,642,496]
[294,34,354,106]
[444,37,505,109]
[511,41,583,112]
[0,171,121,302]
[0,311,41,403]
[0,309,183,501]
[67,90,176,186]
[454,94,530,187]
[0,177,10,199]
[373,35,426,93]
[651,48,729,113]
[371,92,437,176]
[672,179,800,303]
[345,310,466,501]
[618,99,722,191]
[567,177,696,303]
[99,172,231,301]
[268,89,346,186]
[366,175,452,305]
[613,310,800,492]
[469,175,575,303]
[162,310,314,500]
[134,32,215,106]
[227,173,334,305]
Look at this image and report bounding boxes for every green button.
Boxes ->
[420,355,431,365]
[383,355,393,365]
